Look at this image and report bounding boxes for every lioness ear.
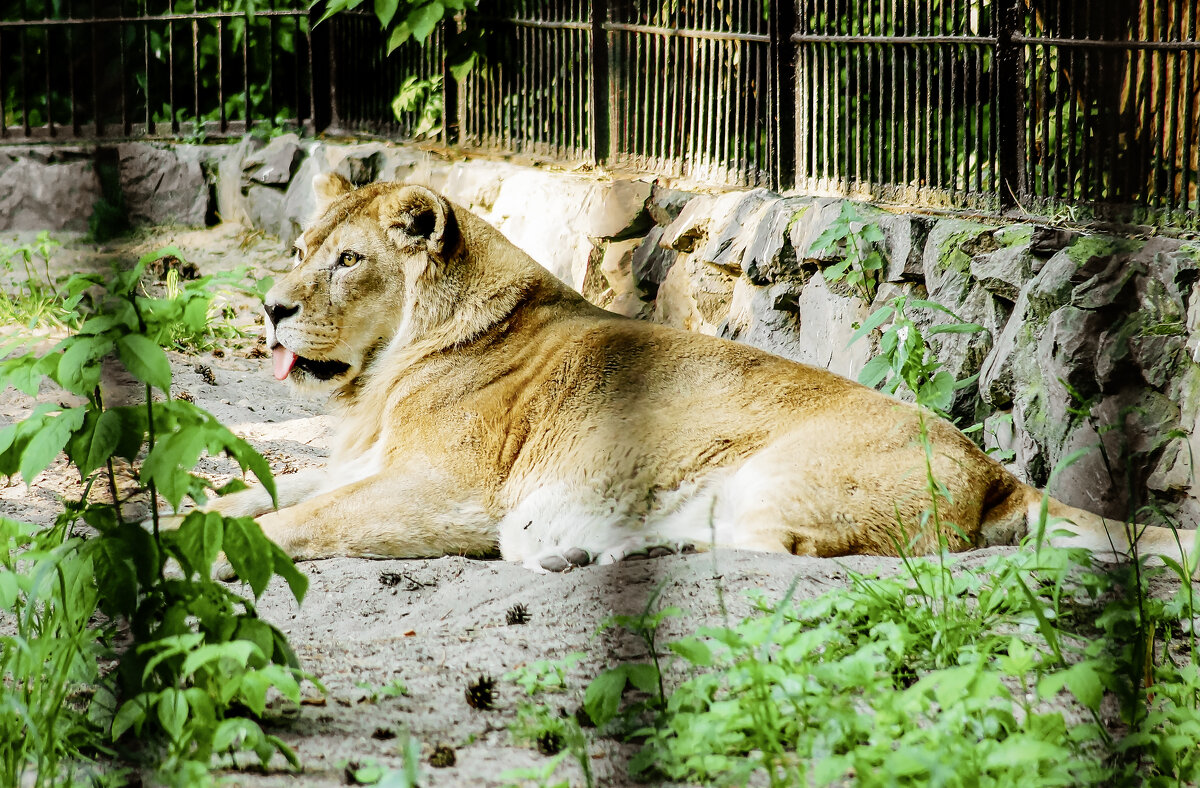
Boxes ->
[312,172,355,215]
[378,185,459,257]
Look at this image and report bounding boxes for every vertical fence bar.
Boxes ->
[442,17,459,145]
[590,0,609,165]
[995,0,1020,210]
[770,0,796,190]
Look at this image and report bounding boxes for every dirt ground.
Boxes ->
[0,225,1025,787]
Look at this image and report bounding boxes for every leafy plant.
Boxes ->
[809,202,887,301]
[0,232,70,328]
[0,247,309,783]
[391,75,444,138]
[504,653,585,696]
[849,293,984,420]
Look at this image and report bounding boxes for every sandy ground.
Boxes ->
[0,226,1027,786]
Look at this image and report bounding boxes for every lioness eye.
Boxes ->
[338,251,360,268]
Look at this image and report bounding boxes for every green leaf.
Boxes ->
[90,536,138,617]
[374,0,399,26]
[847,304,894,347]
[270,541,308,604]
[171,511,225,577]
[157,688,189,741]
[917,371,955,413]
[449,52,477,81]
[386,19,412,52]
[584,667,630,727]
[408,1,443,42]
[112,697,149,740]
[109,406,149,462]
[1062,661,1105,711]
[69,408,122,477]
[224,517,274,597]
[0,353,47,396]
[624,663,660,694]
[116,334,172,394]
[858,355,893,389]
[181,640,261,679]
[19,407,87,484]
[667,637,713,666]
[140,427,208,510]
[57,335,113,395]
[927,322,985,335]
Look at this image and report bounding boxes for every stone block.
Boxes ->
[118,142,209,226]
[631,226,674,299]
[0,154,101,232]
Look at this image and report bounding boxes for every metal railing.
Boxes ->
[0,0,318,140]
[2,1,1198,224]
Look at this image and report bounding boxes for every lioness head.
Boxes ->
[263,174,462,393]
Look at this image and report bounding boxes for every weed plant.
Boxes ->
[0,232,72,329]
[0,247,307,785]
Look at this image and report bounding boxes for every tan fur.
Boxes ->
[207,177,1196,572]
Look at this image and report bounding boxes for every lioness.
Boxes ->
[206,174,1192,573]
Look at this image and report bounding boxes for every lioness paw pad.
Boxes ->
[617,543,697,562]
[537,548,593,573]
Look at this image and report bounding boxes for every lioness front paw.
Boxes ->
[536,547,593,573]
[604,541,697,564]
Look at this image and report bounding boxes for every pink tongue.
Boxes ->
[272,345,297,381]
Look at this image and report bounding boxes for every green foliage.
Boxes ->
[504,653,585,696]
[580,545,1199,786]
[850,293,984,420]
[341,732,422,786]
[391,75,444,138]
[809,202,887,301]
[316,0,481,135]
[0,247,309,783]
[0,232,71,328]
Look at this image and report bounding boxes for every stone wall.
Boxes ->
[5,136,1200,525]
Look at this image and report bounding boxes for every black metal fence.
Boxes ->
[0,0,318,140]
[2,1,1198,223]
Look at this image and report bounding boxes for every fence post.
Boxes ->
[442,18,460,145]
[995,0,1023,211]
[308,10,333,132]
[590,0,610,166]
[769,0,797,191]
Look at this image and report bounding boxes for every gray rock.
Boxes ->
[599,237,642,298]
[1035,306,1107,425]
[647,184,694,226]
[921,219,997,306]
[878,213,931,283]
[721,272,871,379]
[1030,225,1080,256]
[244,133,303,186]
[652,252,736,334]
[0,156,101,232]
[694,189,775,274]
[743,198,809,285]
[215,135,265,225]
[970,244,1034,302]
[661,191,744,253]
[788,199,844,262]
[582,179,652,239]
[631,226,674,299]
[117,142,210,226]
[931,285,1008,419]
[246,184,286,239]
[721,278,809,363]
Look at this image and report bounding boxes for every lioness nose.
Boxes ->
[265,299,300,327]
